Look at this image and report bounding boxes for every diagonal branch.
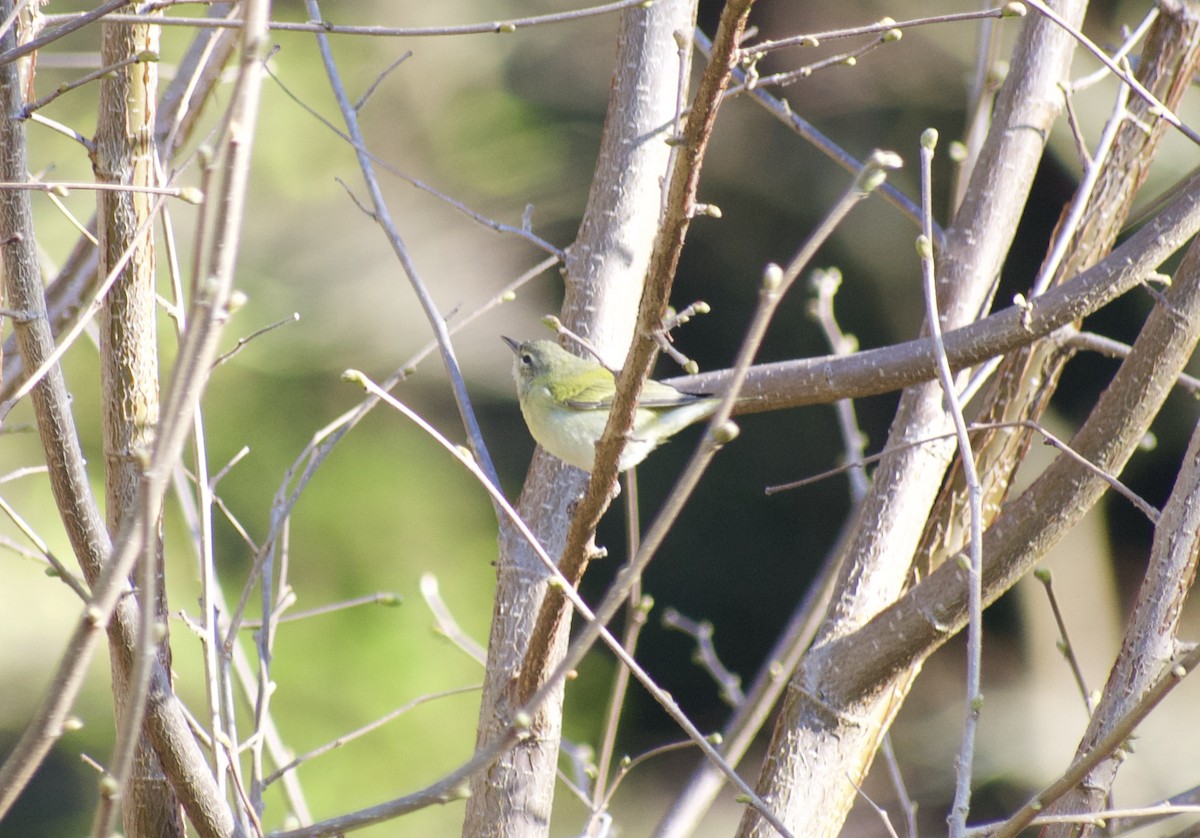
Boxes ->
[664,170,1200,413]
[738,2,1090,833]
[819,229,1200,713]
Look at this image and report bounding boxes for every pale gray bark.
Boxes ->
[738,2,1089,834]
[463,2,698,835]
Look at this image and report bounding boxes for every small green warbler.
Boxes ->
[503,336,719,472]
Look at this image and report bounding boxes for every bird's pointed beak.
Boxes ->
[501,336,520,353]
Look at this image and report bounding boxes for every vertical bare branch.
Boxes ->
[738,2,1088,834]
[466,1,700,834]
[0,0,273,831]
[0,0,115,812]
[91,8,181,835]
[516,0,753,707]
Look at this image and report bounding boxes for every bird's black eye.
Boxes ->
[520,352,533,367]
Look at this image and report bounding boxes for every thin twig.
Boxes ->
[353,50,410,112]
[304,0,500,492]
[593,737,702,818]
[767,418,1160,524]
[0,495,89,599]
[558,740,596,806]
[917,129,984,838]
[20,51,153,117]
[237,592,401,630]
[662,608,744,706]
[209,446,251,492]
[737,26,900,90]
[849,776,902,838]
[542,315,612,368]
[343,371,790,836]
[1066,330,1200,396]
[42,187,98,244]
[742,4,1025,56]
[695,30,938,245]
[28,104,97,147]
[1033,568,1095,715]
[0,0,129,67]
[1022,0,1200,147]
[1059,81,1093,166]
[262,685,480,788]
[1028,421,1160,523]
[264,60,562,259]
[587,470,649,832]
[661,27,691,218]
[1110,784,1200,834]
[213,312,300,366]
[971,803,1200,834]
[1,176,200,197]
[180,415,238,807]
[1031,77,1132,297]
[986,645,1200,838]
[39,0,652,43]
[808,267,869,500]
[1069,8,1158,92]
[880,734,919,838]
[270,714,506,838]
[419,574,485,665]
